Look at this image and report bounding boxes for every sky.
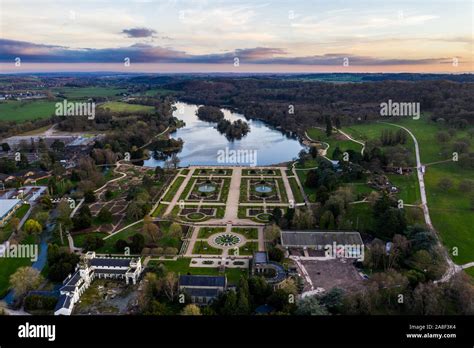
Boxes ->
[0,0,472,73]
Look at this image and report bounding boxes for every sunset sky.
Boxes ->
[0,0,472,73]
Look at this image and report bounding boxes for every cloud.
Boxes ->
[121,27,157,38]
[0,38,453,66]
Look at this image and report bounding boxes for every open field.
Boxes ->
[99,101,154,113]
[52,87,127,99]
[344,118,474,264]
[307,127,363,158]
[0,100,56,122]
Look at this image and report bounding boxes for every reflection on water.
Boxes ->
[144,102,305,167]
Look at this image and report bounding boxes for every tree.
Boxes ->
[84,190,96,203]
[168,222,183,238]
[437,177,453,191]
[319,288,344,314]
[23,219,42,235]
[9,267,43,299]
[73,205,92,230]
[130,233,145,253]
[325,115,333,137]
[34,211,49,228]
[295,296,329,315]
[161,272,178,301]
[181,304,201,315]
[97,207,113,223]
[264,224,280,244]
[268,246,284,262]
[10,217,20,233]
[271,207,282,223]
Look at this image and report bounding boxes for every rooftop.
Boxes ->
[281,231,363,247]
[179,275,226,288]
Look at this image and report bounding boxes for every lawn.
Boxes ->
[307,127,363,159]
[288,177,305,203]
[52,86,127,99]
[239,241,259,255]
[99,101,154,113]
[192,241,222,255]
[394,118,474,264]
[73,232,108,248]
[152,258,247,285]
[231,227,259,239]
[162,175,185,202]
[344,118,474,264]
[0,100,57,122]
[197,227,226,239]
[98,222,144,253]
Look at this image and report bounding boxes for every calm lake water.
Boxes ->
[143,102,305,167]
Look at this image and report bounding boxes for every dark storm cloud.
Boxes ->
[0,39,449,66]
[121,27,157,38]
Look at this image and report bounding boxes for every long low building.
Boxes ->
[179,275,227,305]
[281,230,364,260]
[54,251,143,315]
[0,199,22,226]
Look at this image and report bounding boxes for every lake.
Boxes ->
[143,102,305,167]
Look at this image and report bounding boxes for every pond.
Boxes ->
[144,102,305,167]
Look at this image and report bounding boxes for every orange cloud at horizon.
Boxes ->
[0,62,472,74]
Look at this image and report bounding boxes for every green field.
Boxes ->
[99,101,154,113]
[307,127,363,159]
[53,87,127,99]
[0,100,56,122]
[344,118,474,264]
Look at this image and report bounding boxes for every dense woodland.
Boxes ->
[163,78,474,135]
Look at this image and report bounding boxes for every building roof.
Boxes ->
[281,231,363,247]
[179,275,226,288]
[54,294,72,311]
[254,251,268,264]
[0,199,21,219]
[183,288,220,298]
[90,257,134,268]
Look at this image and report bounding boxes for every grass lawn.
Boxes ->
[288,177,304,203]
[73,232,108,248]
[99,101,154,113]
[152,258,247,285]
[163,176,185,202]
[0,100,56,122]
[53,86,127,99]
[307,127,363,159]
[344,118,474,264]
[239,241,259,255]
[231,227,259,239]
[192,241,222,255]
[197,227,226,238]
[387,173,421,205]
[394,119,474,264]
[98,222,144,253]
